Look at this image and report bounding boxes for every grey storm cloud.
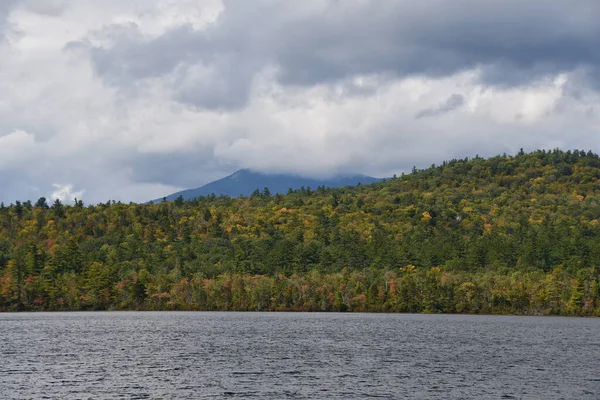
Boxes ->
[76,0,600,110]
[127,150,237,188]
[415,94,465,119]
[0,1,17,37]
[2,0,600,204]
[21,0,68,16]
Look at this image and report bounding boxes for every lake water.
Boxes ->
[0,312,599,399]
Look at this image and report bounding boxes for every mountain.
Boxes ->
[152,169,381,202]
[2,149,600,314]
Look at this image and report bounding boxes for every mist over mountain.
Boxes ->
[152,169,381,203]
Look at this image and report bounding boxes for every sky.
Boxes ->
[1,0,599,204]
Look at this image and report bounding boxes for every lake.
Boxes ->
[0,312,599,399]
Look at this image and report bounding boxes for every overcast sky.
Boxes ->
[1,0,599,204]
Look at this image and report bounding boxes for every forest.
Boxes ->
[1,149,599,315]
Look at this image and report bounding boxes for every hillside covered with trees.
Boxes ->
[1,149,599,315]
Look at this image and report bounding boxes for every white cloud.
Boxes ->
[0,130,37,170]
[50,183,84,203]
[0,1,599,204]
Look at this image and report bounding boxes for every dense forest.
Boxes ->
[1,149,600,315]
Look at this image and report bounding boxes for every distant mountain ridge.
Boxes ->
[152,169,381,203]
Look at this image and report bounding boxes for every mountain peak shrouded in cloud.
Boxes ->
[0,1,599,204]
[151,169,381,203]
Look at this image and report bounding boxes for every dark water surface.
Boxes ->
[1,312,599,399]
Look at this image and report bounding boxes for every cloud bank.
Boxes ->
[0,0,599,203]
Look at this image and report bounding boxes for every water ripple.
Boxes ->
[0,312,599,399]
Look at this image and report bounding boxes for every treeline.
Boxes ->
[1,149,600,315]
[2,266,596,315]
